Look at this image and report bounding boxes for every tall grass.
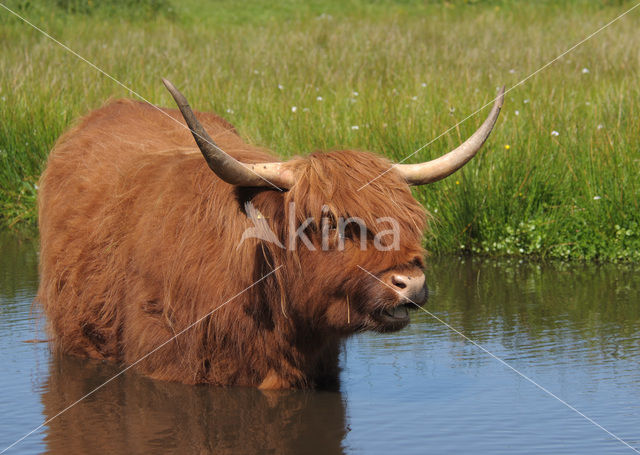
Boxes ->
[1,0,639,260]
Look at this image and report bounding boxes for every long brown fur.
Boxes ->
[38,99,427,388]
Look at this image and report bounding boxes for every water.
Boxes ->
[1,232,639,454]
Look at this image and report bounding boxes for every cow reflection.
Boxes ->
[42,356,347,454]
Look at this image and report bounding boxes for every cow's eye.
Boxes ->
[340,224,360,241]
[322,215,338,232]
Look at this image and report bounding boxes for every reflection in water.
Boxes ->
[42,357,346,454]
[431,256,640,333]
[1,233,639,454]
[0,232,38,316]
[427,257,640,357]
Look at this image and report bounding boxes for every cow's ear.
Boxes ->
[234,187,285,221]
[234,187,268,215]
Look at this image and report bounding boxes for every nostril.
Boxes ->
[391,274,408,289]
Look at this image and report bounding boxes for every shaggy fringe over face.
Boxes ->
[38,99,428,389]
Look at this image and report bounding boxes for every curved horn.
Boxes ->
[396,86,505,185]
[162,78,294,189]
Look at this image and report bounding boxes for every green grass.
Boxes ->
[1,0,639,261]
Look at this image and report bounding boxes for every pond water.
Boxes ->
[1,232,639,454]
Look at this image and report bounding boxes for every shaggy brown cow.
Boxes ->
[38,80,503,388]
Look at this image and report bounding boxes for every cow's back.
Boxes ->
[37,99,272,363]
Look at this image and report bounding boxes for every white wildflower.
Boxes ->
[316,96,323,101]
[551,130,559,137]
[226,108,234,114]
[412,96,418,101]
[421,82,427,87]
[509,69,516,74]
[515,110,520,116]
[351,125,359,130]
[352,91,359,97]
[524,99,530,104]
[291,106,297,113]
[582,67,590,74]
[278,84,284,90]
[593,196,601,200]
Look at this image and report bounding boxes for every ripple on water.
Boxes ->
[1,237,640,454]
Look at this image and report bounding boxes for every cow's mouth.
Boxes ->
[371,302,413,331]
[381,303,411,320]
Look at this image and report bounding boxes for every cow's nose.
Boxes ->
[388,272,427,305]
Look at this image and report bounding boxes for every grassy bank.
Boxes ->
[1,0,639,261]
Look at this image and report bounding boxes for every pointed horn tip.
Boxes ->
[161,78,180,98]
[161,78,188,108]
[161,77,173,90]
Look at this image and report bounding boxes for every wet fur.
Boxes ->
[37,99,427,388]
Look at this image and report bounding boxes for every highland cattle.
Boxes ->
[37,80,503,388]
